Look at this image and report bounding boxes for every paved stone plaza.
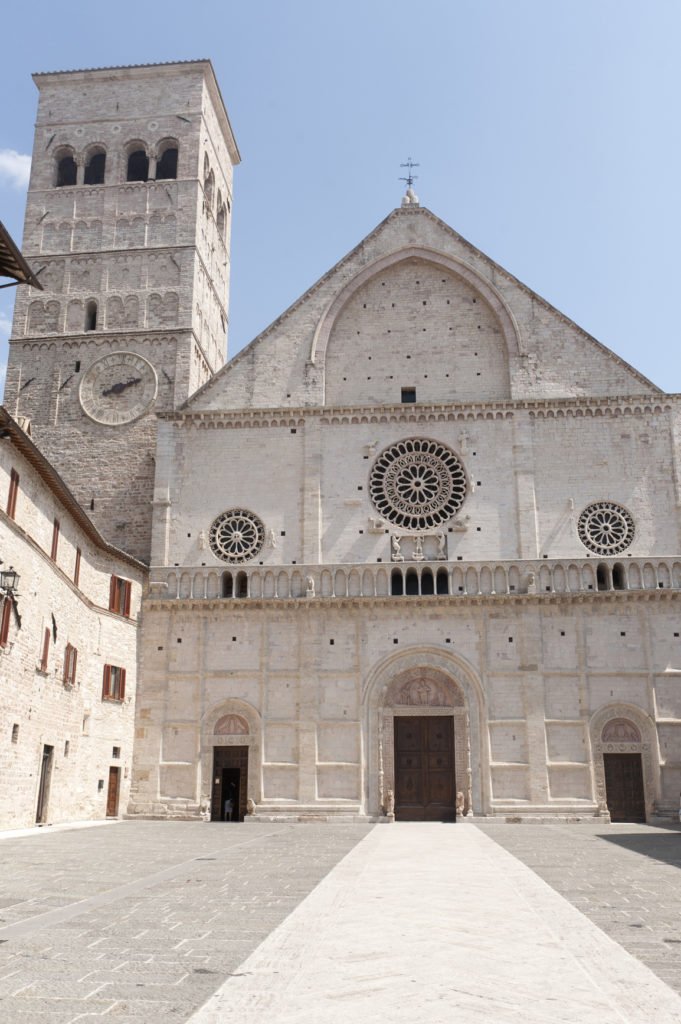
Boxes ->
[0,821,680,1022]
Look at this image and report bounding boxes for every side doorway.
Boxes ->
[211,746,248,822]
[106,767,120,817]
[35,744,54,824]
[603,753,646,823]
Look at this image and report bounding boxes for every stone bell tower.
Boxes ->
[4,60,240,562]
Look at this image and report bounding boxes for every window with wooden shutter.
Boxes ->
[74,548,81,587]
[50,518,60,561]
[102,664,126,701]
[40,627,50,672]
[0,599,11,648]
[63,644,78,687]
[7,469,19,520]
[109,575,132,617]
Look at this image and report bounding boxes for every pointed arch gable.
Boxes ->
[309,246,523,370]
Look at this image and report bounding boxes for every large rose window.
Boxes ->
[369,438,467,531]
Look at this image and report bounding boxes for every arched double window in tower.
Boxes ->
[84,147,106,185]
[55,149,77,187]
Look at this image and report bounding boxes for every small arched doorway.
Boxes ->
[591,705,659,823]
[200,701,262,822]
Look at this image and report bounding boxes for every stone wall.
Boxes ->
[0,422,145,830]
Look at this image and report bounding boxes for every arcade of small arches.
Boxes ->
[54,138,180,188]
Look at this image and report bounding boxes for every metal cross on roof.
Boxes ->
[399,158,420,188]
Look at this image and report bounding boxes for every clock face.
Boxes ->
[79,352,158,426]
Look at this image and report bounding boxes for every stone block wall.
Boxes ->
[0,424,145,830]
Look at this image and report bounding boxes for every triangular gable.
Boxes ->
[184,205,660,413]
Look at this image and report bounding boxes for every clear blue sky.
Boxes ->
[1,0,679,392]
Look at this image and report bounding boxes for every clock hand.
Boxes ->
[102,377,142,397]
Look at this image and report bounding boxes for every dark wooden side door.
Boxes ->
[35,744,54,823]
[394,716,456,821]
[603,753,646,823]
[211,746,249,822]
[106,767,120,817]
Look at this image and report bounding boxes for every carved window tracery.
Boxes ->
[578,501,634,556]
[209,509,265,564]
[369,438,467,531]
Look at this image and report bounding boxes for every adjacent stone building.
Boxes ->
[0,409,144,828]
[4,60,681,827]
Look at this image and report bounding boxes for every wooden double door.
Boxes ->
[603,753,646,823]
[394,716,456,821]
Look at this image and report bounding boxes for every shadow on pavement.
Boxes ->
[599,826,681,869]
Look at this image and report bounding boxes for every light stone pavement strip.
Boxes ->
[475,821,681,996]
[0,820,372,1023]
[189,822,681,1024]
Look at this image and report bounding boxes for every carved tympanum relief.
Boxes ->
[602,718,641,743]
[214,714,249,736]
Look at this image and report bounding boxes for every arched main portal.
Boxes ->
[590,704,660,823]
[363,648,489,819]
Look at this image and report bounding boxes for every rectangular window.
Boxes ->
[50,518,60,561]
[74,548,81,587]
[63,643,78,688]
[0,598,11,648]
[102,664,126,702]
[109,575,132,617]
[401,387,416,404]
[7,468,19,520]
[40,627,50,672]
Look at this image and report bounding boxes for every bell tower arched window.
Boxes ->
[156,145,178,180]
[84,149,106,185]
[56,151,77,187]
[127,149,149,183]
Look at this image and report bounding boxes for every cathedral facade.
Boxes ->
[4,61,681,827]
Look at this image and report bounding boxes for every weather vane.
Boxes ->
[399,158,420,188]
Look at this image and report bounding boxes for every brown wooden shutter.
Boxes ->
[120,668,127,700]
[71,647,78,686]
[74,548,81,587]
[123,581,131,617]
[41,628,50,671]
[0,599,11,648]
[109,576,116,611]
[103,664,111,698]
[51,519,60,561]
[7,469,19,519]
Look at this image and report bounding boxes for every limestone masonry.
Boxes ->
[2,60,680,828]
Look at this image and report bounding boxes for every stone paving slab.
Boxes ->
[0,821,372,1024]
[475,821,681,996]
[189,823,681,1024]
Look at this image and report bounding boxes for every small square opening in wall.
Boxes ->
[393,638,399,644]
[177,637,182,644]
[290,428,297,434]
[11,723,19,743]
[281,531,286,537]
[98,780,104,792]
[64,740,70,757]
[445,638,451,644]
[112,746,121,758]
[232,636,237,642]
[329,639,335,645]
[560,631,566,637]
[620,631,626,637]
[675,632,680,638]
[508,637,513,643]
